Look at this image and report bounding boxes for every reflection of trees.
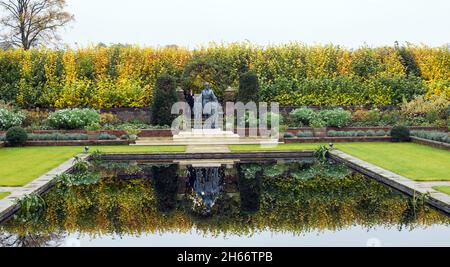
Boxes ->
[152,165,180,213]
[237,164,262,214]
[0,233,65,247]
[1,164,449,238]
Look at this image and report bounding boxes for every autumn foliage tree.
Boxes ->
[0,0,74,49]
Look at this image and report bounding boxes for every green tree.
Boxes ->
[237,71,260,103]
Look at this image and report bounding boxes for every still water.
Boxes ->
[1,158,449,247]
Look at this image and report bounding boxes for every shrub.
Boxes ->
[356,130,366,137]
[318,108,352,128]
[391,125,410,142]
[48,109,100,130]
[297,131,314,138]
[28,133,88,141]
[284,132,295,139]
[310,117,327,128]
[262,112,284,128]
[351,109,383,126]
[327,130,338,137]
[100,113,120,125]
[366,130,376,136]
[237,71,260,103]
[85,122,102,131]
[151,74,178,126]
[0,108,25,130]
[6,126,27,146]
[401,95,449,123]
[411,131,449,144]
[376,130,387,136]
[23,110,48,127]
[120,134,130,140]
[290,107,316,127]
[380,110,401,126]
[99,133,118,140]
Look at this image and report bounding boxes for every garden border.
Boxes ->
[411,137,450,151]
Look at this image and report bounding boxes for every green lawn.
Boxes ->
[336,143,450,181]
[433,186,450,196]
[0,192,10,200]
[0,145,186,187]
[229,142,450,181]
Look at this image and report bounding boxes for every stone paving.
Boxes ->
[330,150,450,214]
[0,153,89,223]
[134,137,281,146]
[186,145,231,153]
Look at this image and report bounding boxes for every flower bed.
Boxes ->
[24,140,133,147]
[286,126,447,138]
[284,136,392,143]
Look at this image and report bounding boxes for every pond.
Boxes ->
[1,156,449,247]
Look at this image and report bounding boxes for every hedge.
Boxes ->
[0,43,449,109]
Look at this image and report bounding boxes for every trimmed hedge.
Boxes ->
[6,127,27,146]
[0,44,448,109]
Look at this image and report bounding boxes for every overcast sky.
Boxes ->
[64,0,450,48]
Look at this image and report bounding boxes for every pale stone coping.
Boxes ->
[0,153,89,223]
[330,150,450,214]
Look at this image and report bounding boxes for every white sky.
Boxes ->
[63,0,449,48]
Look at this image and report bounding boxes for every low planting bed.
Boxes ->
[24,140,133,147]
[285,136,391,143]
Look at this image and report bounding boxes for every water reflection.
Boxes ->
[187,166,224,214]
[0,158,449,247]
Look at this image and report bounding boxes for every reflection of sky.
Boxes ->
[64,225,450,247]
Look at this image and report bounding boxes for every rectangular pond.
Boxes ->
[1,156,449,247]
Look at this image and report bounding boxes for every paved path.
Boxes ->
[134,137,281,146]
[186,145,231,153]
[330,150,450,214]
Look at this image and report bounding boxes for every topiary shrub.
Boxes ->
[237,71,260,104]
[6,126,28,147]
[151,74,178,126]
[391,125,410,142]
[48,109,100,130]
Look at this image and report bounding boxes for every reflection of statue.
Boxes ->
[187,166,223,213]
